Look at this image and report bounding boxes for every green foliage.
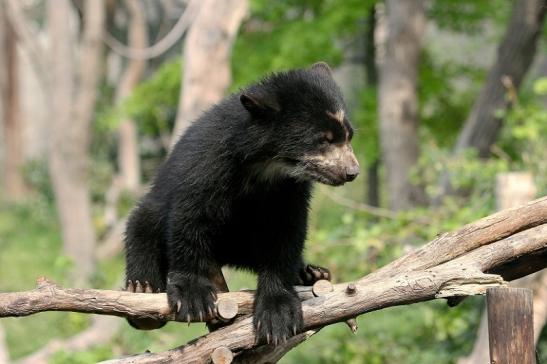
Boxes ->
[22,159,55,202]
[353,87,379,167]
[428,0,510,32]
[93,60,182,185]
[418,52,485,147]
[124,61,181,137]
[286,299,483,364]
[498,77,547,195]
[533,77,547,95]
[50,346,113,364]
[414,145,510,201]
[231,0,375,88]
[98,61,181,137]
[0,201,91,359]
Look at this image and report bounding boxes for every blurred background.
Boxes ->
[0,0,546,363]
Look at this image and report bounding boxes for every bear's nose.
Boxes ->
[345,165,359,181]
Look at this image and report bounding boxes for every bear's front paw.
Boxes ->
[299,263,331,285]
[166,271,217,323]
[253,291,303,345]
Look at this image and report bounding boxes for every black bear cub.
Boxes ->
[125,62,359,344]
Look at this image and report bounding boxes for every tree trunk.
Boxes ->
[171,0,248,145]
[365,5,380,207]
[378,0,426,211]
[455,0,546,157]
[48,0,104,285]
[115,0,147,193]
[1,3,26,201]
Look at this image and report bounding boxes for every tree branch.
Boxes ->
[1,197,546,363]
[103,0,201,60]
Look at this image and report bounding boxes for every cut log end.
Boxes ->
[312,280,333,297]
[216,297,238,321]
[211,346,233,364]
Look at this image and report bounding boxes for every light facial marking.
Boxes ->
[326,109,350,142]
[326,109,345,124]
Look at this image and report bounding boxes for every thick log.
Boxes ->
[370,196,547,279]
[98,223,545,363]
[0,277,255,322]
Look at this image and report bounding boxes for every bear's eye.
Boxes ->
[323,131,334,144]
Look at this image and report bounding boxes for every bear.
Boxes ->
[124,62,359,344]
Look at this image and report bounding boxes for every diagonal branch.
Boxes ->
[369,196,547,280]
[0,197,546,363]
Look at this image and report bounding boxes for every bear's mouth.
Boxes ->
[300,162,346,186]
[280,157,346,186]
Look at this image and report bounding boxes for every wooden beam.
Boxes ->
[487,287,535,364]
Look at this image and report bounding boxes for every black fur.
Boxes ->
[125,62,358,343]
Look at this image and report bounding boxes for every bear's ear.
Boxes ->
[310,62,333,78]
[240,93,280,116]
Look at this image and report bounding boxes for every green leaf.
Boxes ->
[533,77,547,95]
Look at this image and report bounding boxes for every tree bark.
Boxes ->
[1,3,26,201]
[378,0,426,211]
[171,0,248,145]
[47,0,104,285]
[115,0,147,193]
[365,5,380,208]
